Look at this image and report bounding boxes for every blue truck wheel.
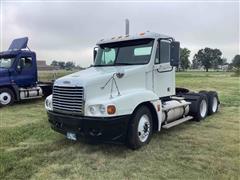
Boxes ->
[0,88,15,106]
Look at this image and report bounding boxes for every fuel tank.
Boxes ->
[19,87,43,100]
[162,100,190,122]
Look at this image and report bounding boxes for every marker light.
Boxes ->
[45,95,53,111]
[139,32,145,36]
[107,105,116,115]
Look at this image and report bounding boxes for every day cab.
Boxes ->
[45,32,219,149]
[0,37,52,106]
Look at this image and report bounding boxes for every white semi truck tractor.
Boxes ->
[45,32,220,149]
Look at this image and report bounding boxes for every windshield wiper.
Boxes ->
[115,62,133,65]
[93,64,113,67]
[93,63,133,67]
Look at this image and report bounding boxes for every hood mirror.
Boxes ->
[116,68,125,78]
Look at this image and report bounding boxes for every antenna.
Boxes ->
[125,19,129,35]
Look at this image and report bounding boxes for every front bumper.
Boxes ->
[47,111,131,143]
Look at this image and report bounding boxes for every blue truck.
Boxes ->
[0,37,53,106]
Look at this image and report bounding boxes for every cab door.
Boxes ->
[13,55,36,87]
[153,39,175,97]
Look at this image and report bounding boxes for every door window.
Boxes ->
[19,57,32,69]
[155,40,171,64]
[160,40,170,63]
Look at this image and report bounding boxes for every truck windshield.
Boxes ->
[94,38,154,66]
[0,57,15,68]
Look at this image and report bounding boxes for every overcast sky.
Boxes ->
[1,1,239,67]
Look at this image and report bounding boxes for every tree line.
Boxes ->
[50,48,240,74]
[180,47,240,73]
[50,60,84,70]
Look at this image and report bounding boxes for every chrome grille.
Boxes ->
[53,86,84,114]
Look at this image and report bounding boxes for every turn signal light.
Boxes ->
[107,105,116,114]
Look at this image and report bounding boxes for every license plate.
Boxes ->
[66,132,77,141]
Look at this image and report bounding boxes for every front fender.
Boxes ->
[85,89,159,116]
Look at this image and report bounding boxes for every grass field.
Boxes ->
[0,71,239,180]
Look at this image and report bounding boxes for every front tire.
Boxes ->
[127,105,153,150]
[0,88,15,106]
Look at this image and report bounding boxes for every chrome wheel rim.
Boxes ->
[212,97,218,112]
[200,99,207,117]
[138,114,150,142]
[0,92,11,105]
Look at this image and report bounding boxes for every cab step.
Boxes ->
[162,116,193,129]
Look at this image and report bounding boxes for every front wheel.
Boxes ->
[127,106,153,150]
[0,88,15,106]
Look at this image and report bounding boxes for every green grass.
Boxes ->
[0,71,239,179]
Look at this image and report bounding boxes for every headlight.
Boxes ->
[87,104,116,116]
[89,106,97,115]
[99,104,106,114]
[45,95,53,111]
[88,104,106,116]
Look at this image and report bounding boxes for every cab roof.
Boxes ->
[97,31,173,45]
[0,50,33,57]
[0,37,32,57]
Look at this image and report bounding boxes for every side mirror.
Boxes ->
[93,47,98,62]
[170,41,180,67]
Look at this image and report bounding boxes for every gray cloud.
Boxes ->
[1,1,239,67]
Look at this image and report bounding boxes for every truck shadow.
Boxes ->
[0,99,44,109]
[14,98,44,106]
[54,120,198,156]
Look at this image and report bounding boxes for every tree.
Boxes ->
[51,60,58,67]
[180,48,191,71]
[194,48,222,72]
[65,61,75,70]
[232,55,240,70]
[192,57,201,69]
[222,58,228,65]
[58,61,65,69]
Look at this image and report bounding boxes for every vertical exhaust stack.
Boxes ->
[125,19,129,36]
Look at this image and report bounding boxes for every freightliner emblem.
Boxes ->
[63,81,71,84]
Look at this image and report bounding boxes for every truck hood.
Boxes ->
[55,65,144,87]
[54,65,149,101]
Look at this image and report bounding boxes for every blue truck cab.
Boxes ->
[0,37,52,106]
